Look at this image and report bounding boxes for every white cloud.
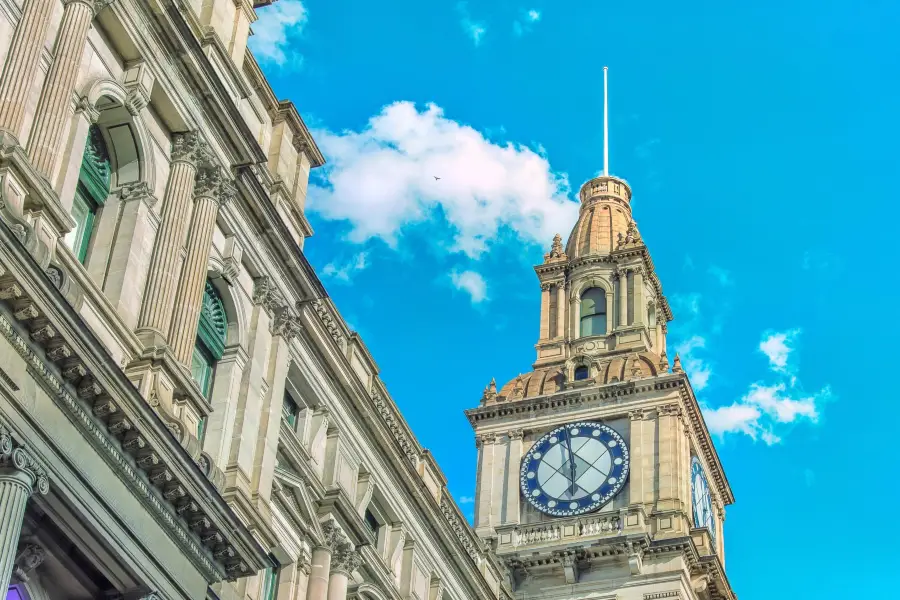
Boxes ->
[702,330,831,445]
[322,252,369,283]
[249,0,308,67]
[458,495,475,504]
[457,3,487,46]
[309,101,578,258]
[675,335,712,391]
[708,265,733,286]
[759,329,800,372]
[513,8,542,36]
[450,270,488,304]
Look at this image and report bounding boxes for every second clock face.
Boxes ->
[520,421,629,517]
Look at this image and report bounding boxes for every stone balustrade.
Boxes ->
[495,510,625,550]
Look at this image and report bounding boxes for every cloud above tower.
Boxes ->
[308,101,579,258]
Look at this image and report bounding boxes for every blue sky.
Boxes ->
[250,0,900,596]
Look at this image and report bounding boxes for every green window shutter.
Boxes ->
[196,281,227,360]
[67,126,111,263]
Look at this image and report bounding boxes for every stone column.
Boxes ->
[136,132,206,344]
[538,283,550,340]
[616,270,628,328]
[306,521,338,600]
[555,284,565,339]
[27,0,108,178]
[0,0,55,139]
[504,429,523,525]
[169,166,236,364]
[326,542,359,600]
[0,428,49,593]
[633,268,645,326]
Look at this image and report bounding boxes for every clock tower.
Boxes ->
[465,172,737,600]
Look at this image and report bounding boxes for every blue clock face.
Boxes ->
[520,422,629,517]
[691,456,716,547]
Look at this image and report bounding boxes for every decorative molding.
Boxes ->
[0,311,250,581]
[438,495,480,562]
[118,181,156,208]
[306,299,344,346]
[644,593,681,600]
[370,392,418,465]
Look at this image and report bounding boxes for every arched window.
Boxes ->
[191,281,227,399]
[65,126,110,263]
[574,366,589,381]
[580,287,607,337]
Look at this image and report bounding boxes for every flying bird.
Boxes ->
[433,176,441,181]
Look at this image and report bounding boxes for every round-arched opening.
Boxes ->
[579,287,607,337]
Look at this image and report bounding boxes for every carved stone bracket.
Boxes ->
[11,542,45,584]
[118,181,157,208]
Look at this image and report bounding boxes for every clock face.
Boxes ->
[520,421,629,517]
[690,456,716,546]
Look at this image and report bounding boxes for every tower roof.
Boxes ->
[565,175,634,259]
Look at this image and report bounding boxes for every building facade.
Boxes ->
[466,175,737,600]
[0,1,510,600]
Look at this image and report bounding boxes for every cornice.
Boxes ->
[465,372,734,506]
[0,222,270,581]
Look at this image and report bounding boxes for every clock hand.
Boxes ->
[564,428,578,496]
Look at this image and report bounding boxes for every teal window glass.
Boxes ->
[191,281,227,399]
[579,288,607,337]
[66,126,110,263]
[260,557,279,600]
[283,392,299,427]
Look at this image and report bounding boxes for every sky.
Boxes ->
[248,0,900,597]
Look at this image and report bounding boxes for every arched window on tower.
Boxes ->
[65,125,110,263]
[580,287,607,337]
[192,281,227,432]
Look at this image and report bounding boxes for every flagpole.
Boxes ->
[603,66,609,176]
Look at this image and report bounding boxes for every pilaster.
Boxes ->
[473,433,496,535]
[504,429,523,525]
[554,284,566,339]
[616,269,627,328]
[538,283,551,340]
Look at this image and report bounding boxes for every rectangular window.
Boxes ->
[191,343,214,398]
[283,392,299,428]
[364,508,380,537]
[65,185,97,263]
[260,555,279,600]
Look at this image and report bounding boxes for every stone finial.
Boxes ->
[659,351,670,373]
[543,233,567,262]
[672,353,684,373]
[481,377,498,404]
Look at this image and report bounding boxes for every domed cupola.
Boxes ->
[565,174,634,260]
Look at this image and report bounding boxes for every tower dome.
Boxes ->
[565,175,633,259]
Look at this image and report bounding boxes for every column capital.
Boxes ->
[252,276,285,316]
[475,433,497,448]
[508,429,524,440]
[329,541,360,576]
[0,426,49,495]
[540,282,552,292]
[317,518,342,552]
[194,166,236,206]
[171,131,209,166]
[271,308,303,340]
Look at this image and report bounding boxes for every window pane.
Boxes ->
[574,366,589,380]
[581,288,606,318]
[66,190,95,262]
[191,344,213,397]
[580,314,607,337]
